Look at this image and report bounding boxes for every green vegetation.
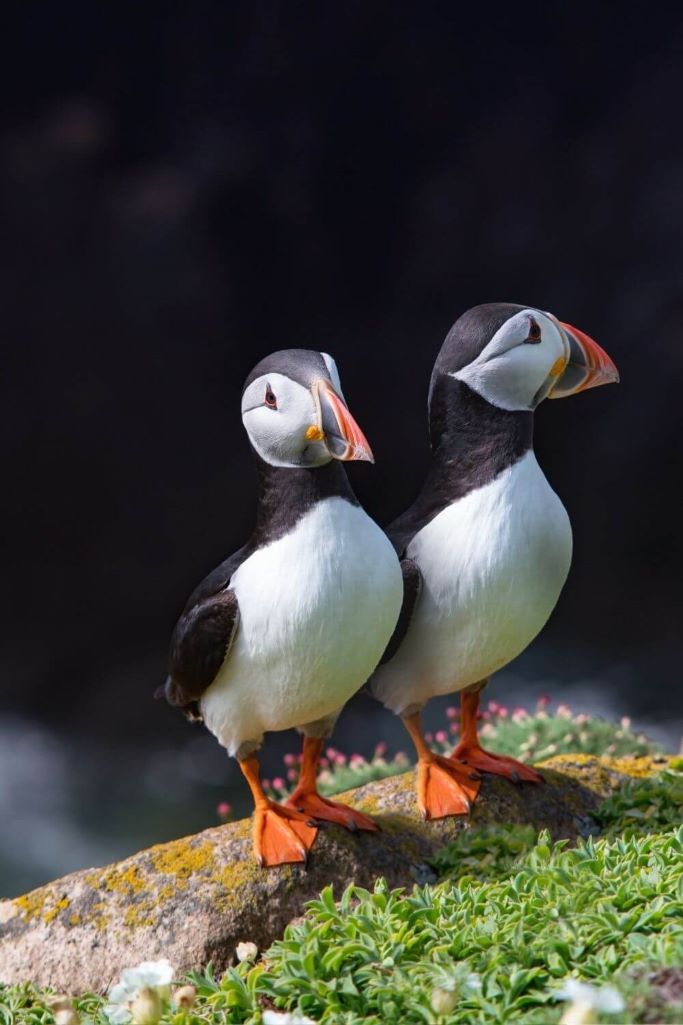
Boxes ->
[3,765,682,1024]
[2,714,680,1025]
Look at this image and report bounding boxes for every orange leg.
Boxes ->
[449,687,543,783]
[285,737,378,832]
[239,755,318,867]
[401,711,480,820]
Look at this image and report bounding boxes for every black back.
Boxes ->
[387,304,534,557]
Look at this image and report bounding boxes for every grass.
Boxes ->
[2,714,681,1025]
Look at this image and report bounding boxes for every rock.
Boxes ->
[0,754,665,993]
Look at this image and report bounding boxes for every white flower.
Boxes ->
[262,1012,315,1024]
[557,980,624,1024]
[236,940,258,963]
[104,960,174,1025]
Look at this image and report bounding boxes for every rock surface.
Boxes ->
[0,754,665,993]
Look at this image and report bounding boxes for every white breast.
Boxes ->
[201,497,403,756]
[370,451,572,714]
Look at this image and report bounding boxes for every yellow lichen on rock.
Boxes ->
[150,838,215,881]
[14,889,48,922]
[538,753,668,792]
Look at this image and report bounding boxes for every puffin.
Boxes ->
[369,304,619,819]
[162,349,403,866]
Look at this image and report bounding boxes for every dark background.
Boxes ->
[1,2,681,895]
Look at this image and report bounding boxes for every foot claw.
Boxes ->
[451,744,542,783]
[285,790,379,832]
[417,756,481,820]
[253,801,318,868]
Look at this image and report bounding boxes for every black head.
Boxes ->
[429,302,618,416]
[240,348,373,468]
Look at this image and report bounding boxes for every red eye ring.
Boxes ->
[264,385,277,409]
[526,316,541,343]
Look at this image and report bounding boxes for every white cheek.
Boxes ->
[242,381,330,468]
[454,335,565,411]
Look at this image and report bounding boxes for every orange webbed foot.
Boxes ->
[286,789,379,832]
[450,743,543,783]
[253,801,318,867]
[416,754,481,820]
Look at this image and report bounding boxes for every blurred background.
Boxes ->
[2,2,682,897]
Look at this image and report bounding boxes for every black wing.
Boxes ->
[159,547,247,716]
[378,557,422,665]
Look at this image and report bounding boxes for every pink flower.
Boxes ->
[287,768,298,782]
[350,754,365,766]
[272,777,285,790]
[488,700,500,713]
[620,716,632,729]
[497,706,508,718]
[374,741,388,757]
[319,757,329,769]
[450,722,460,733]
[217,801,232,820]
[261,778,272,790]
[445,706,458,720]
[537,694,551,708]
[435,730,448,744]
[283,753,297,767]
[335,753,347,766]
[512,706,528,720]
[479,711,490,721]
[425,732,434,744]
[326,747,337,761]
[557,704,572,719]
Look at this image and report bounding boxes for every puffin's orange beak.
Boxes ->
[549,321,620,398]
[311,379,374,462]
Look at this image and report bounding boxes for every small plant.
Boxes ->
[248,699,662,806]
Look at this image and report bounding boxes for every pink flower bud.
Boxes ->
[488,700,500,713]
[537,694,551,708]
[335,753,347,766]
[217,801,232,820]
[435,730,447,744]
[425,732,433,744]
[261,778,271,790]
[319,757,329,768]
[283,753,297,767]
[374,741,388,757]
[445,706,458,719]
[450,722,460,733]
[497,706,508,718]
[286,768,298,781]
[326,747,337,761]
[272,777,285,790]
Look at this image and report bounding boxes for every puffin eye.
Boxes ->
[526,317,541,343]
[264,385,277,409]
